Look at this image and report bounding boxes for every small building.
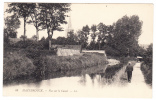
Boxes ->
[137,56,143,62]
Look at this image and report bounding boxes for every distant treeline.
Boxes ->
[4,3,144,57]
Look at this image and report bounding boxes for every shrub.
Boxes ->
[141,63,152,86]
[3,52,36,81]
[39,53,107,73]
[103,45,121,57]
[9,40,45,50]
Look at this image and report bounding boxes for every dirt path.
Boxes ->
[109,62,152,98]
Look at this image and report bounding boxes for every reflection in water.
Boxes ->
[3,64,121,89]
[3,63,152,98]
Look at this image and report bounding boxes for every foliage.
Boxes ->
[55,37,67,45]
[104,45,121,57]
[27,3,44,40]
[39,53,107,72]
[7,3,36,41]
[143,43,153,67]
[38,3,71,49]
[4,15,20,45]
[97,23,107,47]
[77,30,88,48]
[86,41,99,50]
[20,35,27,40]
[4,15,20,38]
[6,3,71,48]
[3,51,36,81]
[109,15,143,56]
[141,63,152,86]
[91,24,97,42]
[66,30,78,45]
[31,35,38,41]
[82,25,90,35]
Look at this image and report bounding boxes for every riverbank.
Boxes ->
[141,63,152,86]
[3,47,137,85]
[3,49,108,83]
[104,57,136,83]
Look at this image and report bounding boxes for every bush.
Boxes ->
[9,39,46,50]
[3,52,36,81]
[25,49,57,59]
[38,53,107,73]
[141,63,152,86]
[103,45,121,57]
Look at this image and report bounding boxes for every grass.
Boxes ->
[3,47,136,85]
[38,53,107,73]
[3,51,36,82]
[104,63,123,79]
[105,56,137,84]
[119,60,137,84]
[3,49,108,83]
[141,63,152,86]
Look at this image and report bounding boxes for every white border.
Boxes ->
[0,0,155,100]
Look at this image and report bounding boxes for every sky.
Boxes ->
[4,3,153,45]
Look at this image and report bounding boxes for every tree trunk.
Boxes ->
[36,27,39,41]
[24,17,26,41]
[80,43,83,53]
[49,39,51,50]
[48,31,53,50]
[93,39,95,50]
[48,31,51,50]
[98,41,101,50]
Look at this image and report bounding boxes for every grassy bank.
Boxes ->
[105,57,136,80]
[3,49,107,82]
[141,63,152,86]
[3,51,36,81]
[36,53,107,74]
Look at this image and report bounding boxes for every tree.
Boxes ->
[82,25,90,35]
[143,43,152,67]
[7,3,36,41]
[66,30,78,45]
[56,37,67,45]
[112,15,143,56]
[4,15,20,38]
[77,30,88,52]
[90,25,97,50]
[97,23,107,49]
[105,25,114,46]
[20,35,27,40]
[91,25,97,42]
[27,3,43,41]
[31,35,38,41]
[38,3,71,50]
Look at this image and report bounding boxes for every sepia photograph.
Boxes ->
[3,2,153,98]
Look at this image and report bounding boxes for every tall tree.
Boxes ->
[4,15,20,39]
[82,25,90,35]
[77,30,88,52]
[112,15,143,56]
[90,25,97,50]
[105,25,114,45]
[66,30,77,45]
[38,3,71,50]
[91,25,97,42]
[27,3,44,41]
[97,23,107,49]
[7,3,36,41]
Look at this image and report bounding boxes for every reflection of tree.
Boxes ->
[79,74,86,86]
[89,73,96,85]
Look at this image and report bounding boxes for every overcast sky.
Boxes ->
[4,3,153,45]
